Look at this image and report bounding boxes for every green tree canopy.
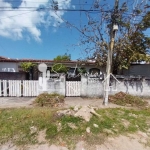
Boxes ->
[20,62,35,72]
[53,54,71,62]
[52,54,71,73]
[112,11,150,73]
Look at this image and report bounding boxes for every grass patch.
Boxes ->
[0,107,150,147]
[109,92,148,108]
[0,107,54,145]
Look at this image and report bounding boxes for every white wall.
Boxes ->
[38,76,66,95]
[0,62,19,72]
[38,75,150,97]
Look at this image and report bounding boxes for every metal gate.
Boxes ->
[66,81,81,96]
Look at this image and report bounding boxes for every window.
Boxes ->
[89,68,100,75]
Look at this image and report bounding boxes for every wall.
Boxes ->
[0,62,19,72]
[38,76,66,95]
[0,72,28,80]
[38,76,150,97]
[122,64,150,78]
[81,77,150,97]
[110,79,150,97]
[81,77,104,97]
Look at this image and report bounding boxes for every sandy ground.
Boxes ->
[0,97,35,108]
[0,97,126,109]
[0,97,149,109]
[0,97,150,150]
[1,131,150,150]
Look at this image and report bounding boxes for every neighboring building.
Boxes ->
[0,56,19,72]
[0,56,104,80]
[122,62,150,78]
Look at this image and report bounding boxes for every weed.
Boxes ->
[34,93,64,107]
[109,92,148,108]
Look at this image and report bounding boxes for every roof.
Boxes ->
[131,61,150,65]
[0,56,18,62]
[0,56,9,60]
[0,56,95,65]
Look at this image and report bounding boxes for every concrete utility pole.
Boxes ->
[103,0,119,105]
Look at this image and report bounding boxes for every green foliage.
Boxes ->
[60,116,82,126]
[60,116,84,135]
[113,29,150,72]
[20,62,35,72]
[52,54,71,73]
[139,11,150,30]
[46,124,58,138]
[34,93,64,107]
[77,67,87,74]
[112,12,150,71]
[54,54,71,62]
[52,63,68,73]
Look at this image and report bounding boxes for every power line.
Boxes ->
[0,11,37,20]
[0,8,111,21]
[0,7,111,12]
[0,0,107,6]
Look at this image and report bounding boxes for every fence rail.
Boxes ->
[0,80,38,97]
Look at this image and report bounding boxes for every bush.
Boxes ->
[109,92,148,108]
[34,93,64,107]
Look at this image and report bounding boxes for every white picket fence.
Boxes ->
[0,80,38,97]
[66,81,81,96]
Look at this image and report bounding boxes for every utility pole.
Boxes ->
[103,0,119,105]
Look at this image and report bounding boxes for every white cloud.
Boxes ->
[0,0,71,41]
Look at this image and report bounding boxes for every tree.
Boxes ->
[78,67,87,74]
[53,54,71,62]
[52,54,71,73]
[52,0,150,74]
[112,11,150,73]
[20,62,36,72]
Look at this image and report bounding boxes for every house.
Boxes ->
[0,56,19,72]
[121,62,150,79]
[0,56,105,80]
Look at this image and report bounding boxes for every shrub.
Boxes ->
[34,93,64,107]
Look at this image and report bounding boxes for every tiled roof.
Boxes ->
[0,56,95,64]
[0,56,18,62]
[0,56,9,60]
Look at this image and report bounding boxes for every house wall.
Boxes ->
[122,64,150,78]
[0,62,19,72]
[0,72,28,80]
[47,63,104,74]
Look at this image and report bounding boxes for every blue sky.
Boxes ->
[0,0,149,60]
